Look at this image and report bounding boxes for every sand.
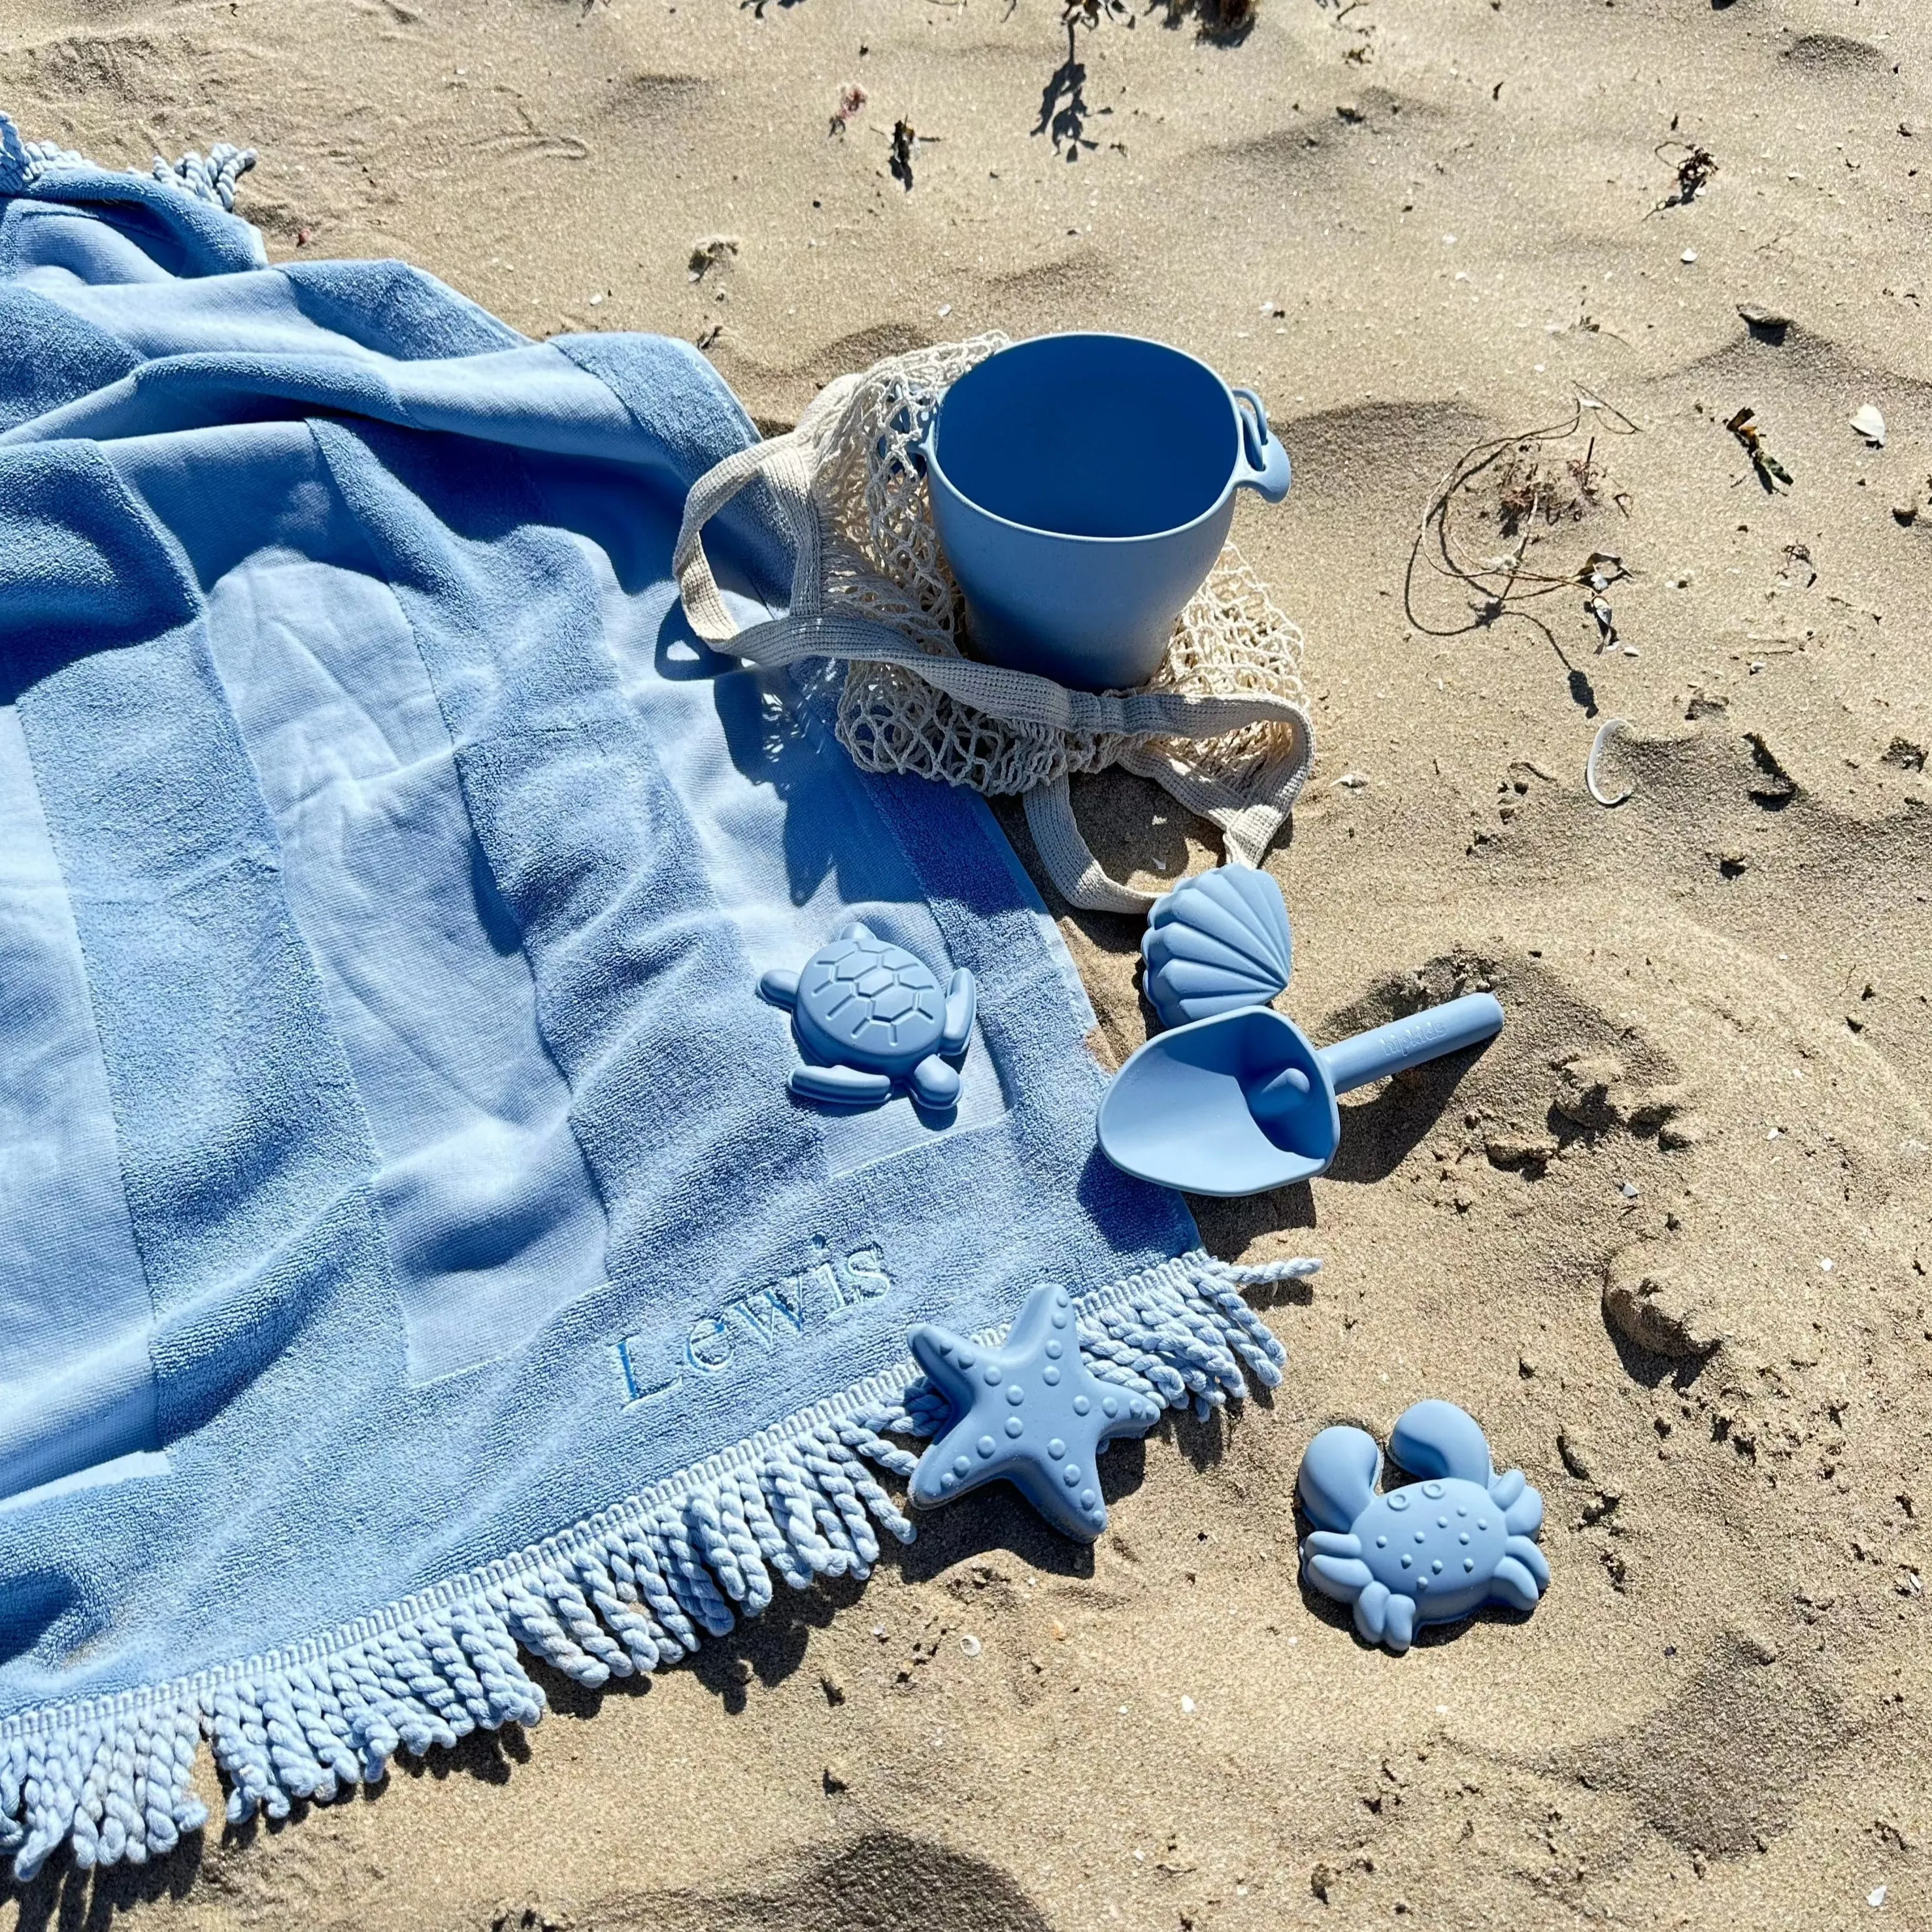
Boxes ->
[3,0,1931,1926]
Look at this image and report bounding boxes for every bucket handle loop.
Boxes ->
[1232,387,1293,503]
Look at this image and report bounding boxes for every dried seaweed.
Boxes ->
[889,119,922,192]
[1654,139,1718,210]
[1405,397,1641,712]
[1726,408,1793,491]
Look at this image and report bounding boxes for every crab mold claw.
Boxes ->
[1388,1399,1495,1488]
[1495,1472,1543,1538]
[1297,1424,1382,1533]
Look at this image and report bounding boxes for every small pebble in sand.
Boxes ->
[1820,1258,1835,1273]
[1868,1884,1886,1908]
[1180,1695,1195,1713]
[1681,249,1699,264]
[960,1633,982,1657]
[1620,1182,1640,1199]
[1335,771,1369,790]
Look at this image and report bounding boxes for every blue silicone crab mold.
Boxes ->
[1297,1399,1550,1654]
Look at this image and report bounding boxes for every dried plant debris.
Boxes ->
[889,119,924,192]
[1726,408,1792,492]
[1407,397,1639,704]
[1162,0,1260,42]
[688,235,740,281]
[830,82,868,135]
[1040,0,1130,156]
[1582,553,1626,654]
[1495,438,1610,536]
[1654,139,1718,210]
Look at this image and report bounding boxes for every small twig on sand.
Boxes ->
[888,119,938,192]
[1726,407,1793,492]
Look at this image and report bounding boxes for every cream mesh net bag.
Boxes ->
[673,336,1315,914]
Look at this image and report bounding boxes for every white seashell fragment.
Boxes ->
[1852,403,1887,446]
[1587,717,1634,807]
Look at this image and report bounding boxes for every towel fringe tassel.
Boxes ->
[0,114,256,210]
[0,1250,1315,1881]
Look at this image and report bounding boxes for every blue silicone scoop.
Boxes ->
[1096,993,1505,1197]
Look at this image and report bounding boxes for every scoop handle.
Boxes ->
[1316,993,1504,1095]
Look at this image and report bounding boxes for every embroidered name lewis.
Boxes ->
[613,1244,895,1407]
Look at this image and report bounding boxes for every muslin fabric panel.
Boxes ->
[0,122,1297,1880]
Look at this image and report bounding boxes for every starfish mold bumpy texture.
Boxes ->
[906,1282,1164,1541]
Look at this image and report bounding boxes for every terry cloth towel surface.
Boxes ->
[0,118,1306,1880]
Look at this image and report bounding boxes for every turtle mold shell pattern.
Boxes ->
[794,930,946,1075]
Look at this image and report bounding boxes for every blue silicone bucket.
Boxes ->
[921,333,1292,691]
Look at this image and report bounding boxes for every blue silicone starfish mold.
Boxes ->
[905,1282,1163,1541]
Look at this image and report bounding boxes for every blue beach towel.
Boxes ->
[0,118,1303,1880]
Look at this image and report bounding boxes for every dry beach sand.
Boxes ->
[4,0,1932,1927]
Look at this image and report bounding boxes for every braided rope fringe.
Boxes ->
[0,1249,1314,1882]
[0,113,254,208]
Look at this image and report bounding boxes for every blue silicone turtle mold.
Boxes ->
[760,919,976,1111]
